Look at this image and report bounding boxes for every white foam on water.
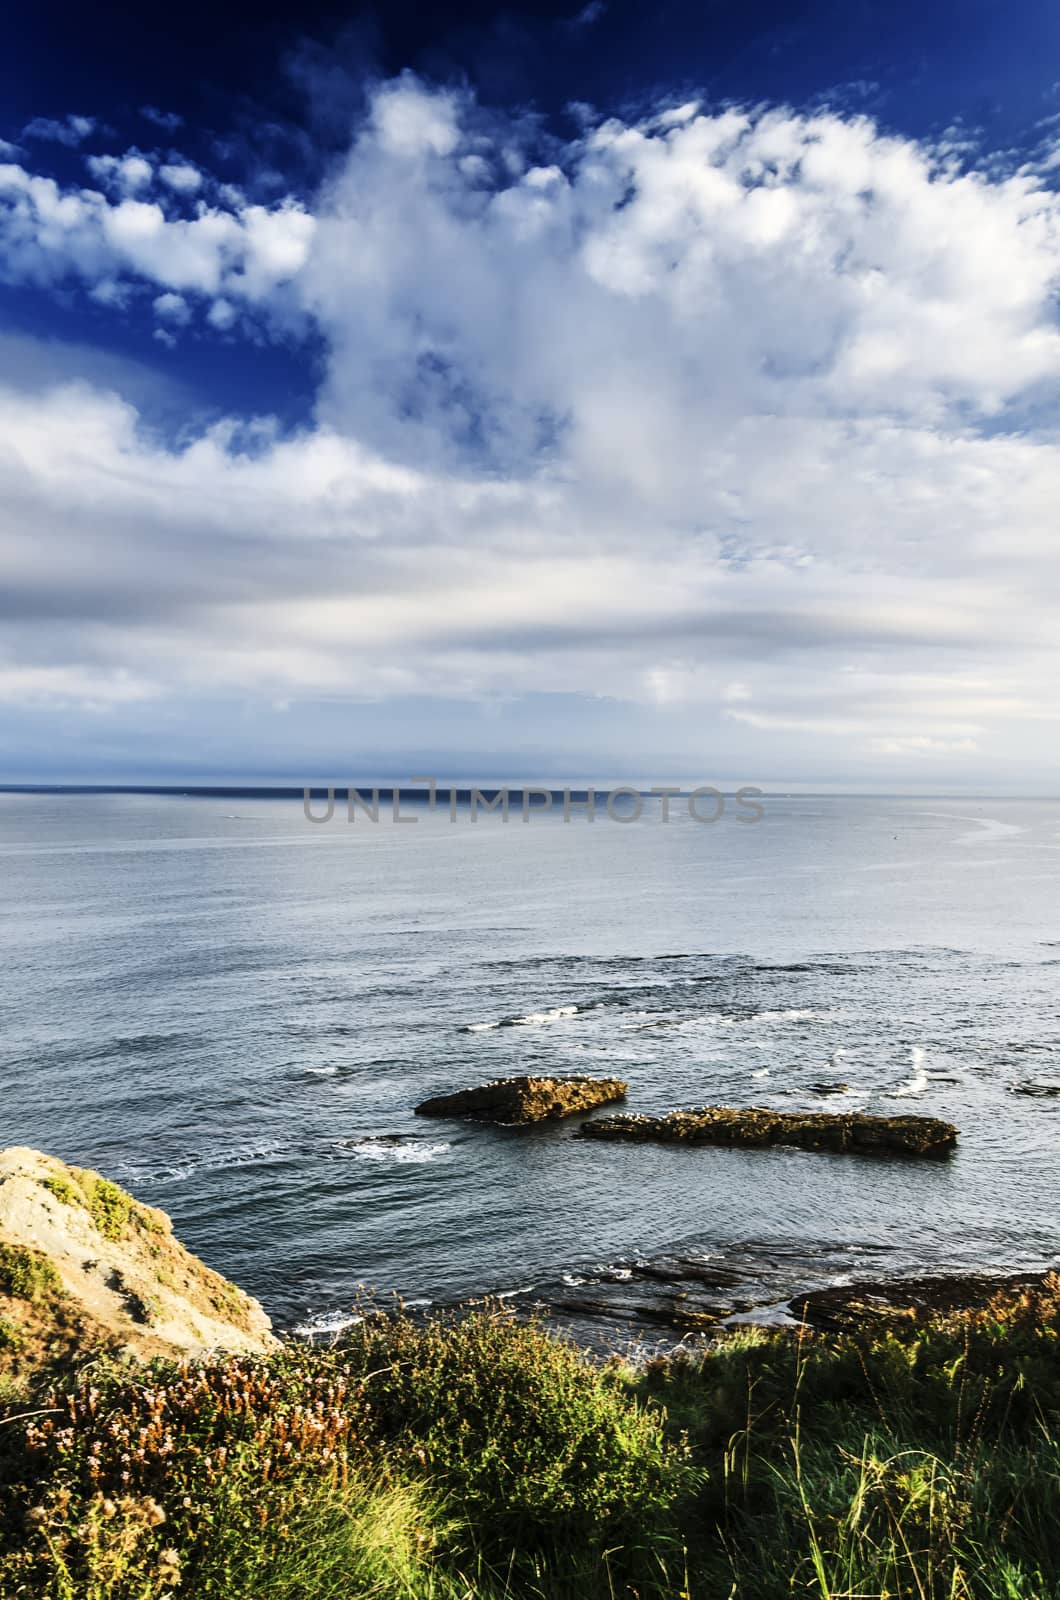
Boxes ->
[751,1008,824,1024]
[751,1068,771,1079]
[340,1138,450,1165]
[513,1004,579,1026]
[293,1309,363,1339]
[894,1045,929,1096]
[117,1139,289,1186]
[708,1008,831,1029]
[465,1003,581,1031]
[304,1064,339,1077]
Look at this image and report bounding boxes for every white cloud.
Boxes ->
[0,665,156,708]
[158,162,202,194]
[3,79,1060,779]
[86,151,155,194]
[207,297,236,330]
[0,162,315,312]
[153,291,191,324]
[21,114,95,146]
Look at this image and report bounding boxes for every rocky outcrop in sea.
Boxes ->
[415,1074,627,1124]
[574,1104,958,1156]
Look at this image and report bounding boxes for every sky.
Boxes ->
[2,0,1060,789]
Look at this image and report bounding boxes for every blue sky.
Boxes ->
[2,0,1060,787]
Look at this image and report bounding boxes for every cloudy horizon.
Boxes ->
[3,2,1060,792]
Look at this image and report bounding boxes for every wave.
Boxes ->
[114,1138,290,1187]
[894,1046,929,1097]
[752,962,861,975]
[336,1137,450,1165]
[87,1032,193,1062]
[700,1007,832,1028]
[292,1308,364,1339]
[463,1002,586,1032]
[746,1008,823,1024]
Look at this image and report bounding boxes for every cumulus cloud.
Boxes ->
[3,77,1060,779]
[0,160,315,321]
[153,291,191,324]
[158,161,202,194]
[86,151,155,194]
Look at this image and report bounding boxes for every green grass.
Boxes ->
[2,1277,1060,1598]
[0,1319,23,1355]
[40,1177,81,1208]
[0,1245,61,1304]
[49,1165,166,1241]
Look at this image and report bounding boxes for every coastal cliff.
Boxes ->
[0,1146,274,1383]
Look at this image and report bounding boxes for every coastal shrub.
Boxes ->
[5,1476,448,1600]
[339,1302,699,1548]
[0,1318,23,1354]
[2,1350,375,1597]
[41,1176,81,1208]
[55,1166,166,1241]
[0,1310,696,1596]
[80,1175,137,1240]
[0,1244,61,1304]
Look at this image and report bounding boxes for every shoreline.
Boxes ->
[284,1261,1060,1356]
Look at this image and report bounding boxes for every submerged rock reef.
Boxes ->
[415,1074,627,1124]
[574,1104,958,1156]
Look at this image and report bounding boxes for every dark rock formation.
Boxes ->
[574,1104,957,1157]
[790,1270,1057,1331]
[415,1075,627,1125]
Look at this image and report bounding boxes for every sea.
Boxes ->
[1,789,1058,1349]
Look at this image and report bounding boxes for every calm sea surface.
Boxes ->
[1,791,1058,1342]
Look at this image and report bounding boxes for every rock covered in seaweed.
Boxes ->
[415,1075,627,1124]
[574,1105,957,1157]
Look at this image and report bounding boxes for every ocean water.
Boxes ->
[1,790,1058,1344]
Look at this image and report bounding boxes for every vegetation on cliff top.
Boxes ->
[2,1273,1060,1598]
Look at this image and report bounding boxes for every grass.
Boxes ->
[2,1276,1060,1597]
[42,1162,167,1243]
[0,1246,61,1304]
